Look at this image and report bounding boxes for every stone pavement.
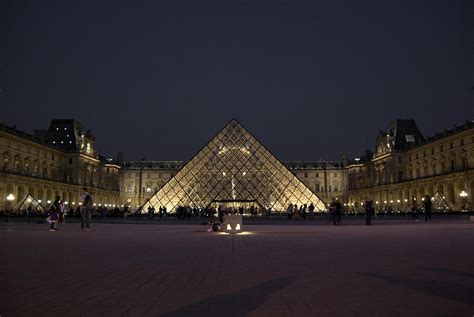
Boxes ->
[1,220,473,316]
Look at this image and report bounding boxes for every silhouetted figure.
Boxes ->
[423,195,432,222]
[287,204,293,220]
[48,197,61,231]
[329,198,342,225]
[80,188,93,231]
[218,203,225,223]
[411,197,418,221]
[308,203,315,218]
[365,200,374,225]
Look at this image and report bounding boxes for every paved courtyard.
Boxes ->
[1,220,473,316]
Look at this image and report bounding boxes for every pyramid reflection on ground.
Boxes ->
[142,119,326,213]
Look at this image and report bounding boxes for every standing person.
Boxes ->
[59,200,66,224]
[218,203,226,223]
[287,204,294,220]
[308,203,315,219]
[80,188,93,231]
[48,197,61,231]
[329,198,342,225]
[423,195,432,222]
[26,206,32,222]
[301,204,307,219]
[365,200,374,225]
[411,197,418,221]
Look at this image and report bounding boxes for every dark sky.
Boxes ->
[2,1,473,161]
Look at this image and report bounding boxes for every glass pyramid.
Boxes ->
[431,192,452,212]
[14,194,46,214]
[142,119,326,213]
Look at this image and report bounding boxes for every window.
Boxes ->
[315,173,319,178]
[315,183,320,192]
[304,173,308,178]
[68,158,73,164]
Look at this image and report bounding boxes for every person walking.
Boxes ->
[308,203,315,219]
[329,198,342,225]
[287,204,294,220]
[423,195,432,222]
[80,188,93,231]
[59,200,66,224]
[411,197,418,221]
[365,200,374,225]
[48,197,61,231]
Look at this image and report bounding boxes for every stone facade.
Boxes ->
[0,120,121,211]
[345,120,474,211]
[1,118,473,212]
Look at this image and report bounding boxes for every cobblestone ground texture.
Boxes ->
[1,220,474,316]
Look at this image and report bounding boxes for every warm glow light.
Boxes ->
[236,224,241,230]
[227,224,231,230]
[397,199,400,203]
[47,200,51,204]
[404,199,408,202]
[383,201,387,204]
[64,201,68,205]
[375,201,379,204]
[72,202,75,205]
[27,198,32,203]
[6,194,15,201]
[38,199,42,203]
[93,203,97,206]
[460,190,468,198]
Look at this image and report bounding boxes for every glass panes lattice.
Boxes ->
[431,192,452,211]
[142,119,326,213]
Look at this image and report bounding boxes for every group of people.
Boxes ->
[286,203,316,220]
[336,195,432,226]
[47,187,94,231]
[146,206,168,218]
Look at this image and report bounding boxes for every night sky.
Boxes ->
[2,1,473,161]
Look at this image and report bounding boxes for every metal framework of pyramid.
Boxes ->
[142,119,326,213]
[14,194,46,213]
[431,191,452,211]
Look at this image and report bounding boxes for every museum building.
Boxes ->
[1,118,473,212]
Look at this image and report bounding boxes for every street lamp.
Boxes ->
[6,194,15,222]
[460,190,468,211]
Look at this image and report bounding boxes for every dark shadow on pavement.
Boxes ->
[158,276,293,317]
[360,272,474,305]
[419,267,474,279]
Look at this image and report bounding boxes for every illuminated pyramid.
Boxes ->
[14,194,46,213]
[431,192,452,211]
[142,119,326,213]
